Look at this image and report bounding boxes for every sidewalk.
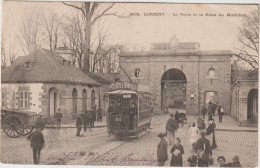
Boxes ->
[186,114,257,132]
[46,116,107,128]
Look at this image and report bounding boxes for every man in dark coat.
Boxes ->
[76,115,83,136]
[27,127,45,164]
[196,131,212,167]
[97,107,103,122]
[55,109,63,130]
[129,102,136,130]
[157,133,168,166]
[89,110,95,129]
[208,102,214,121]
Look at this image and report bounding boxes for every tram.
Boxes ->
[105,82,153,139]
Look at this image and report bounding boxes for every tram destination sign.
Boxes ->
[109,81,137,91]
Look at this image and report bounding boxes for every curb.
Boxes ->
[44,125,107,129]
[215,129,257,132]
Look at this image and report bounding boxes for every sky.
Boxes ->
[1,2,258,58]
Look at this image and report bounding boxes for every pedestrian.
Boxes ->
[196,130,212,167]
[27,126,44,164]
[55,109,63,130]
[89,110,94,129]
[232,156,241,167]
[212,102,217,116]
[97,107,103,122]
[217,105,224,123]
[208,102,214,121]
[179,113,185,127]
[34,114,45,130]
[187,149,198,167]
[207,119,217,149]
[129,102,136,130]
[166,114,178,146]
[201,105,207,120]
[170,137,184,167]
[76,114,83,136]
[188,123,200,150]
[196,115,205,130]
[82,111,88,132]
[157,133,168,166]
[93,105,97,121]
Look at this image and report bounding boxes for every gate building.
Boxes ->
[119,37,232,115]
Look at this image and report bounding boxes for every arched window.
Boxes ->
[134,68,141,78]
[209,68,215,78]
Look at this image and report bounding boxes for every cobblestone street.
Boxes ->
[1,115,258,167]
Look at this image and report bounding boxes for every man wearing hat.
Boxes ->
[196,130,212,167]
[27,126,45,164]
[157,133,168,166]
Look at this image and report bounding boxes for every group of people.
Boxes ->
[157,109,240,167]
[76,105,103,136]
[201,102,225,123]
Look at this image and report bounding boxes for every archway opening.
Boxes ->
[247,89,258,122]
[49,87,60,117]
[72,88,78,119]
[82,89,87,112]
[161,68,186,112]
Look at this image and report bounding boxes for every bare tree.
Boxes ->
[1,43,7,68]
[42,11,62,51]
[63,13,86,69]
[9,38,18,65]
[1,38,18,66]
[18,14,43,55]
[62,2,120,72]
[234,10,259,69]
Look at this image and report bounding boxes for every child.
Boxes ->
[170,137,184,166]
[187,149,198,167]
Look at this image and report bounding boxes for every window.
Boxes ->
[134,68,141,78]
[25,62,30,68]
[208,68,215,78]
[20,91,29,109]
[1,92,6,107]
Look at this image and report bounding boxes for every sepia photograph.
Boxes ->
[0,1,259,167]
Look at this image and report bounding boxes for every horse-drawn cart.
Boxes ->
[1,109,37,138]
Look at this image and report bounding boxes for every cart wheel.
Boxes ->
[21,125,34,135]
[3,115,24,138]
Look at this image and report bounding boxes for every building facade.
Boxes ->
[1,48,100,122]
[231,69,258,126]
[119,37,232,115]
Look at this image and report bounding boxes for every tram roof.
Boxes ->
[105,90,150,95]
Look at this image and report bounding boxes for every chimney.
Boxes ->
[55,46,73,64]
[28,43,36,53]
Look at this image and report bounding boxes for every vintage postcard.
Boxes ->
[1,1,259,167]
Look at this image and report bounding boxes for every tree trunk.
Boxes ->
[82,2,91,72]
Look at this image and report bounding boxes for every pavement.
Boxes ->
[1,114,258,167]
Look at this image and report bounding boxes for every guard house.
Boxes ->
[119,36,232,115]
[231,69,258,126]
[1,47,100,122]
